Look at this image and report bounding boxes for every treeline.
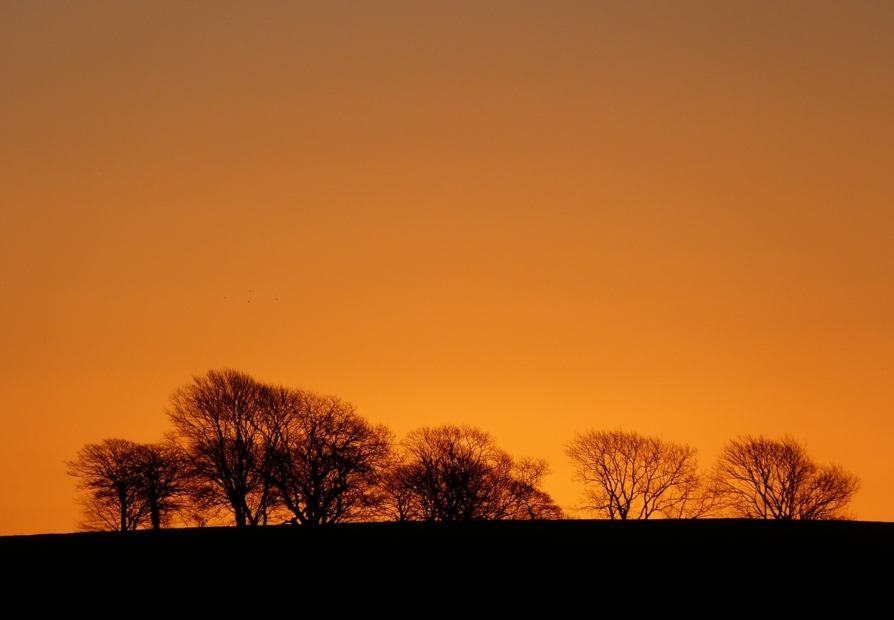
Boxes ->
[67,368,860,531]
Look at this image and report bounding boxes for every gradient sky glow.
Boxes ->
[1,1,893,534]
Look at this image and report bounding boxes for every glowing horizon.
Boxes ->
[1,1,892,534]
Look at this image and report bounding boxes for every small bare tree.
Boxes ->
[137,440,189,529]
[67,438,186,531]
[67,439,148,531]
[565,429,713,520]
[376,458,423,521]
[506,457,566,520]
[711,435,860,520]
[386,425,562,521]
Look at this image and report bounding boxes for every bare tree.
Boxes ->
[711,435,860,520]
[166,369,277,527]
[259,387,393,524]
[506,456,566,520]
[67,439,149,531]
[565,429,713,520]
[376,459,423,522]
[387,425,562,521]
[67,438,187,531]
[136,440,189,529]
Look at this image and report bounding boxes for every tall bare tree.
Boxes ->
[167,369,277,527]
[259,387,392,524]
[711,435,860,520]
[565,429,712,519]
[387,425,562,521]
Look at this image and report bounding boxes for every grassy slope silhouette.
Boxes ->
[3,520,891,611]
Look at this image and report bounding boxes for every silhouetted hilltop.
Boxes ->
[3,520,891,612]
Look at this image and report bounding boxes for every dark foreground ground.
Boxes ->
[2,520,891,612]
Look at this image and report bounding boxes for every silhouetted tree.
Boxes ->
[67,438,187,531]
[136,440,189,529]
[258,387,392,524]
[167,369,277,527]
[711,435,860,520]
[67,439,148,531]
[387,425,562,521]
[377,459,422,521]
[509,456,566,520]
[565,429,713,519]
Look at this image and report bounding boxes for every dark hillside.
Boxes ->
[3,520,891,612]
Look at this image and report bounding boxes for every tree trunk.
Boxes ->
[120,497,128,532]
[150,499,161,530]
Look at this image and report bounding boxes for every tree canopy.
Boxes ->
[67,368,862,529]
[711,435,860,520]
[565,429,713,520]
[383,425,562,521]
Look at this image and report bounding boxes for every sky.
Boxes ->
[1,1,892,534]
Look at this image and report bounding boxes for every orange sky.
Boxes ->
[1,1,892,534]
